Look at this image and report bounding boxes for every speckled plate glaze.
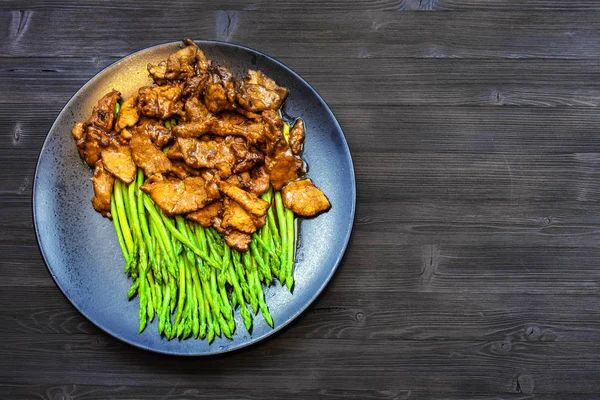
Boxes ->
[33,40,355,355]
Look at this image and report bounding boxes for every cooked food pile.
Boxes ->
[71,39,330,341]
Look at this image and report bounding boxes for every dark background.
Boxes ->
[3,1,600,399]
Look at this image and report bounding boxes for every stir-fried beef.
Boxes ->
[175,137,236,170]
[184,97,212,122]
[204,63,237,113]
[72,90,120,166]
[89,89,120,132]
[90,160,114,217]
[282,178,330,217]
[141,175,219,215]
[289,118,305,155]
[266,138,300,190]
[101,145,137,184]
[237,70,288,112]
[173,114,264,144]
[115,92,140,132]
[187,201,222,227]
[221,197,266,234]
[137,118,173,148]
[137,85,182,120]
[223,230,252,252]
[73,39,329,250]
[218,180,269,217]
[129,129,173,176]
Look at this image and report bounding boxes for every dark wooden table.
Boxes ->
[3,1,600,398]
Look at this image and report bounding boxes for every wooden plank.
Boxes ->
[4,56,600,107]
[7,104,600,155]
[1,334,600,394]
[3,10,600,60]
[4,0,600,12]
[3,384,600,400]
[4,286,600,344]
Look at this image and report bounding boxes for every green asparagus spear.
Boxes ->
[285,207,295,290]
[274,191,287,282]
[110,194,129,260]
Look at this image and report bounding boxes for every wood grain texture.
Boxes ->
[3,0,600,398]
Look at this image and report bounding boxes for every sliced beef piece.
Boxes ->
[163,43,197,81]
[248,165,270,195]
[76,125,114,166]
[90,160,114,218]
[262,109,283,130]
[173,115,264,144]
[88,89,120,132]
[187,201,222,227]
[203,62,237,113]
[223,230,252,252]
[72,90,120,166]
[141,175,219,215]
[289,118,305,155]
[147,61,168,85]
[266,138,300,190]
[101,145,137,184]
[182,75,207,99]
[166,140,183,159]
[115,92,140,132]
[137,85,182,120]
[129,129,172,176]
[221,197,266,234]
[230,140,264,174]
[184,96,212,122]
[175,137,236,171]
[170,159,201,179]
[282,178,330,217]
[148,39,199,84]
[218,180,269,217]
[236,70,288,112]
[193,41,210,76]
[137,118,173,148]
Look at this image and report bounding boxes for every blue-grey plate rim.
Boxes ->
[33,40,356,356]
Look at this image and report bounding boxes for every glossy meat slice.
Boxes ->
[221,197,266,234]
[173,115,264,143]
[76,125,114,166]
[90,160,114,217]
[137,85,182,120]
[204,63,237,113]
[289,118,305,155]
[218,180,269,217]
[230,139,264,174]
[266,138,300,190]
[170,159,201,179]
[282,178,330,217]
[223,230,252,252]
[237,70,288,112]
[175,137,236,169]
[115,92,140,132]
[229,166,270,195]
[163,42,197,81]
[88,89,120,132]
[101,145,137,184]
[137,118,173,148]
[141,175,218,215]
[147,61,167,85]
[148,39,200,84]
[184,96,212,122]
[248,165,270,195]
[71,90,120,166]
[187,201,222,227]
[129,129,172,176]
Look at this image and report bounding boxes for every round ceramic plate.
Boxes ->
[33,40,355,355]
